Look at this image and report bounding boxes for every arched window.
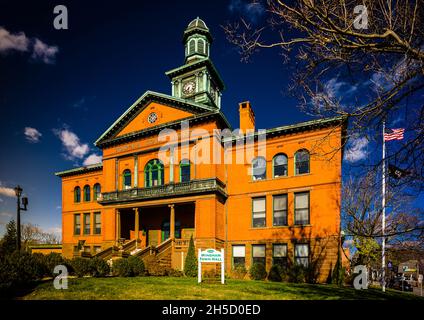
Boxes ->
[74,186,81,203]
[93,183,101,200]
[83,185,90,202]
[179,159,191,182]
[252,157,266,181]
[123,169,132,190]
[295,149,310,175]
[189,39,195,55]
[145,159,164,187]
[273,154,288,178]
[198,39,205,54]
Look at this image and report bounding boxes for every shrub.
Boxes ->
[128,256,145,276]
[143,255,166,276]
[71,257,93,277]
[112,258,132,277]
[249,263,267,280]
[90,257,110,277]
[268,265,282,282]
[184,236,197,277]
[31,253,49,279]
[167,269,184,277]
[44,253,65,277]
[288,265,307,283]
[231,265,247,279]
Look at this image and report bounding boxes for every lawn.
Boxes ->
[20,277,423,300]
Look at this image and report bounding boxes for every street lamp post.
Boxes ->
[14,185,28,251]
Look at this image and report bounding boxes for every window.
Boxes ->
[232,245,245,268]
[83,185,90,202]
[198,39,205,54]
[252,197,266,227]
[295,149,310,175]
[273,154,288,177]
[94,212,101,235]
[93,183,101,200]
[83,246,91,254]
[252,157,266,181]
[123,169,132,190]
[74,186,81,203]
[295,244,309,267]
[74,214,81,235]
[295,192,310,225]
[83,213,91,235]
[252,244,266,266]
[180,159,191,182]
[273,244,288,268]
[94,246,102,254]
[145,159,164,187]
[273,195,288,226]
[189,39,195,55]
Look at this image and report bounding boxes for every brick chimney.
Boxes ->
[239,101,255,131]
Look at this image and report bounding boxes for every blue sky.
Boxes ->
[0,0,420,239]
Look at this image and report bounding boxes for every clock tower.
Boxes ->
[165,17,225,109]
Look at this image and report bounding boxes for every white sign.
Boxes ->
[418,274,423,284]
[198,248,225,284]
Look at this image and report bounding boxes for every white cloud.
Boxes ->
[0,186,15,198]
[229,0,265,23]
[0,212,13,218]
[24,127,42,143]
[83,153,102,166]
[344,137,369,163]
[54,129,90,160]
[31,38,59,64]
[0,27,29,52]
[0,26,58,63]
[47,227,62,234]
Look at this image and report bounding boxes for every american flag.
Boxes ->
[384,128,404,141]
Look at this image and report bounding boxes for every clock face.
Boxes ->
[147,112,158,124]
[182,81,196,95]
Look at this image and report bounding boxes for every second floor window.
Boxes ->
[273,194,288,226]
[252,157,266,181]
[273,154,288,177]
[93,183,101,200]
[180,159,190,182]
[295,192,310,225]
[83,185,90,202]
[123,169,132,189]
[94,212,101,235]
[83,213,90,235]
[145,159,164,187]
[74,186,81,203]
[252,197,266,227]
[295,149,310,175]
[74,214,81,235]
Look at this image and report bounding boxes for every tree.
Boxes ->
[184,236,198,277]
[0,220,17,256]
[20,223,60,250]
[224,0,424,191]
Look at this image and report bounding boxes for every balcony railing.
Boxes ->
[98,178,227,204]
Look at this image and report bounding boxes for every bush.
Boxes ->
[167,269,184,277]
[112,258,132,277]
[288,265,307,283]
[184,236,197,277]
[128,256,145,276]
[31,253,49,279]
[71,257,93,277]
[268,265,283,282]
[143,255,166,276]
[231,265,247,279]
[249,263,267,280]
[44,253,65,277]
[90,257,110,277]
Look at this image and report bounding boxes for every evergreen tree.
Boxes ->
[184,235,198,277]
[1,220,17,256]
[331,247,345,286]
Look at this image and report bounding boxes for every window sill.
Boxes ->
[249,225,312,230]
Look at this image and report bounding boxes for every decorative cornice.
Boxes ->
[55,163,103,178]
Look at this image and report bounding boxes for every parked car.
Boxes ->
[389,278,413,292]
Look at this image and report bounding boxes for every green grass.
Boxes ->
[19,277,424,300]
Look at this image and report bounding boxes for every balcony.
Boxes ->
[98,178,227,204]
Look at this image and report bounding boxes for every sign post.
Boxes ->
[418,274,423,297]
[198,248,225,284]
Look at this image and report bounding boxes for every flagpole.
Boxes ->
[382,120,386,292]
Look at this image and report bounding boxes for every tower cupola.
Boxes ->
[183,17,212,64]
